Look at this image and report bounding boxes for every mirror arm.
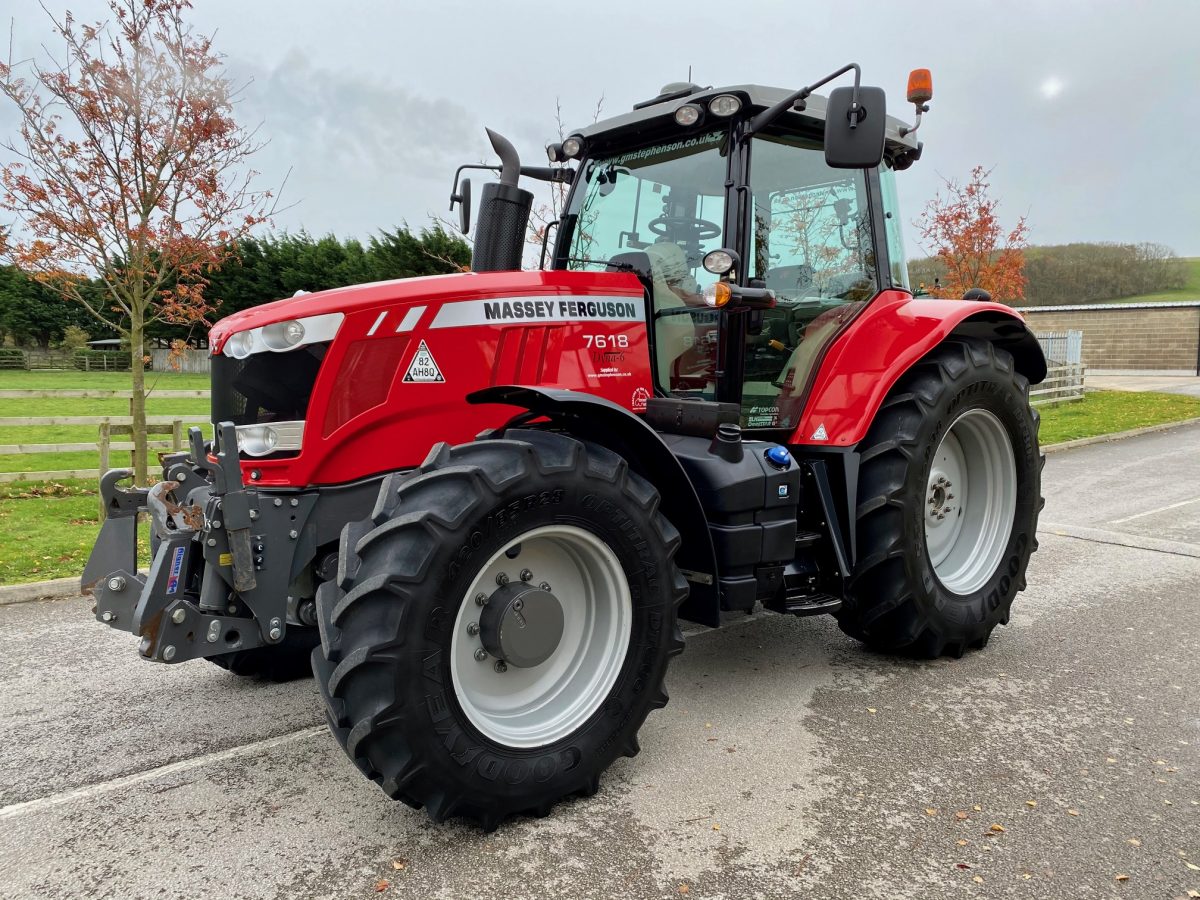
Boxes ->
[747,62,862,136]
[449,163,498,210]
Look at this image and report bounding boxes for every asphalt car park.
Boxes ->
[1,422,1197,899]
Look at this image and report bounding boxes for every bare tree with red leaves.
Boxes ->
[916,165,1029,302]
[0,0,276,481]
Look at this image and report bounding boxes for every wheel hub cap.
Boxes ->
[479,583,565,668]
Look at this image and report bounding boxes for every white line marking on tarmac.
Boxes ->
[0,726,326,822]
[1108,496,1200,524]
[0,616,763,821]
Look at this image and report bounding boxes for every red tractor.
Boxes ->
[84,65,1044,828]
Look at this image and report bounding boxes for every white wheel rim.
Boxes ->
[924,408,1018,595]
[450,525,632,748]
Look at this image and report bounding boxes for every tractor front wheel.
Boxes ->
[312,430,686,828]
[837,339,1042,658]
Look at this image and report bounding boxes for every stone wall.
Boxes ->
[1020,302,1200,375]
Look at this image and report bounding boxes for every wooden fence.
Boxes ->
[0,391,209,504]
[1029,363,1086,407]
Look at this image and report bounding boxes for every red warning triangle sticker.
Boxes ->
[402,340,444,383]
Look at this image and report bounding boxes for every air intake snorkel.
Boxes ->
[470,129,534,272]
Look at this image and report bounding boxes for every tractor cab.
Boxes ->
[463,67,929,432]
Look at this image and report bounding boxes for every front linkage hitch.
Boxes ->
[82,422,319,664]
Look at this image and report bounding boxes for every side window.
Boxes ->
[879,165,909,289]
[740,133,878,431]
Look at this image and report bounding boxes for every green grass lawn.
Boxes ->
[0,369,208,583]
[1038,389,1200,444]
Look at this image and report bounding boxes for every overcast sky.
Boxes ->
[4,1,1199,257]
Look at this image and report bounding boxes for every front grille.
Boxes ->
[211,343,329,426]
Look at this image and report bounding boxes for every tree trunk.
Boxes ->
[129,318,149,484]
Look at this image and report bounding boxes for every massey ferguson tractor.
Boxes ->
[84,65,1045,828]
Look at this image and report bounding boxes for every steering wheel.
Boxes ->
[647,215,721,242]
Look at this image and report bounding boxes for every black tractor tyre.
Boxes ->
[836,338,1043,658]
[207,626,320,681]
[312,429,687,829]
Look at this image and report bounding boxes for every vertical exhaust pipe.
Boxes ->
[472,129,534,272]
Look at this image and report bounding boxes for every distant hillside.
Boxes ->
[908,244,1194,306]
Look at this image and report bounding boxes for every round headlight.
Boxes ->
[561,136,583,159]
[703,249,737,275]
[674,103,703,127]
[708,94,742,117]
[237,425,278,457]
[702,282,732,309]
[262,319,305,351]
[546,142,563,163]
[224,330,254,359]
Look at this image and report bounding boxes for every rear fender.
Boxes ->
[468,386,720,627]
[791,293,1046,448]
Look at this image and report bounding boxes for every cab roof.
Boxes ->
[571,82,920,160]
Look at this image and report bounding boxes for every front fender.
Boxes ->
[792,293,1046,448]
[468,385,721,627]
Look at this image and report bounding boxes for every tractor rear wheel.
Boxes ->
[312,430,686,828]
[837,339,1042,658]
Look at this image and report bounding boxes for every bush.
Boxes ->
[72,349,143,371]
[59,325,91,351]
[0,348,26,370]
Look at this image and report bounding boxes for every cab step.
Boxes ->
[768,591,843,617]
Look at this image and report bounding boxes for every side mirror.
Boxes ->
[824,85,887,169]
[451,178,472,234]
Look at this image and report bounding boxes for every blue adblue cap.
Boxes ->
[765,446,792,469]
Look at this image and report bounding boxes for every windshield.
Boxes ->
[563,132,729,397]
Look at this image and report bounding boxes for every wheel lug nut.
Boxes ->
[539,582,551,592]
[474,648,488,662]
[467,622,480,636]
[520,569,533,582]
[494,660,508,673]
[496,572,509,586]
[475,592,487,607]
[946,493,954,500]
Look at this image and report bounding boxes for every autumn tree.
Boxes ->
[0,0,274,482]
[916,166,1029,301]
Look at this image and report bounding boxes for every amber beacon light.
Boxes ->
[907,68,933,105]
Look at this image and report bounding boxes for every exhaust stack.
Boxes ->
[472,129,534,273]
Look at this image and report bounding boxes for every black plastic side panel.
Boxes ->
[663,434,801,612]
[468,386,721,627]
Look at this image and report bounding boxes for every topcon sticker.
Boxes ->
[403,340,445,383]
